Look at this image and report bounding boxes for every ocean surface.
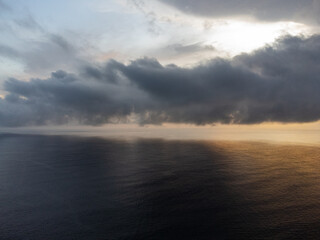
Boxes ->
[1,133,320,239]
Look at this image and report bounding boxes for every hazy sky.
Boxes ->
[1,0,320,127]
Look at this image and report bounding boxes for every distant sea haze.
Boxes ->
[1,134,320,239]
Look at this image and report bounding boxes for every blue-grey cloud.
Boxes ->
[0,0,10,12]
[1,35,320,126]
[0,7,85,76]
[159,0,320,24]
[14,15,43,31]
[148,42,216,63]
[0,33,82,74]
[165,43,215,55]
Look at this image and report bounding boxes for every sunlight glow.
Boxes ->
[207,21,311,56]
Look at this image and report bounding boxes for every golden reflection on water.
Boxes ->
[205,141,320,229]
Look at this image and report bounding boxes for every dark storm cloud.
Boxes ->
[1,35,320,126]
[1,69,150,126]
[159,0,320,23]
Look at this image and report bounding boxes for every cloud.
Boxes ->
[158,0,320,24]
[0,0,10,13]
[0,45,19,58]
[0,33,82,74]
[129,0,162,35]
[148,42,217,64]
[0,8,89,77]
[1,35,320,126]
[14,15,43,31]
[165,42,215,55]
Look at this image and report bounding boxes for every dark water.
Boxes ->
[1,134,320,240]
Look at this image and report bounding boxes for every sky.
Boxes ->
[1,0,320,128]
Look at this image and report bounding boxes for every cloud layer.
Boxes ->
[1,35,320,127]
[159,0,320,23]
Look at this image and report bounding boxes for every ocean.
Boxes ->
[0,133,320,239]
